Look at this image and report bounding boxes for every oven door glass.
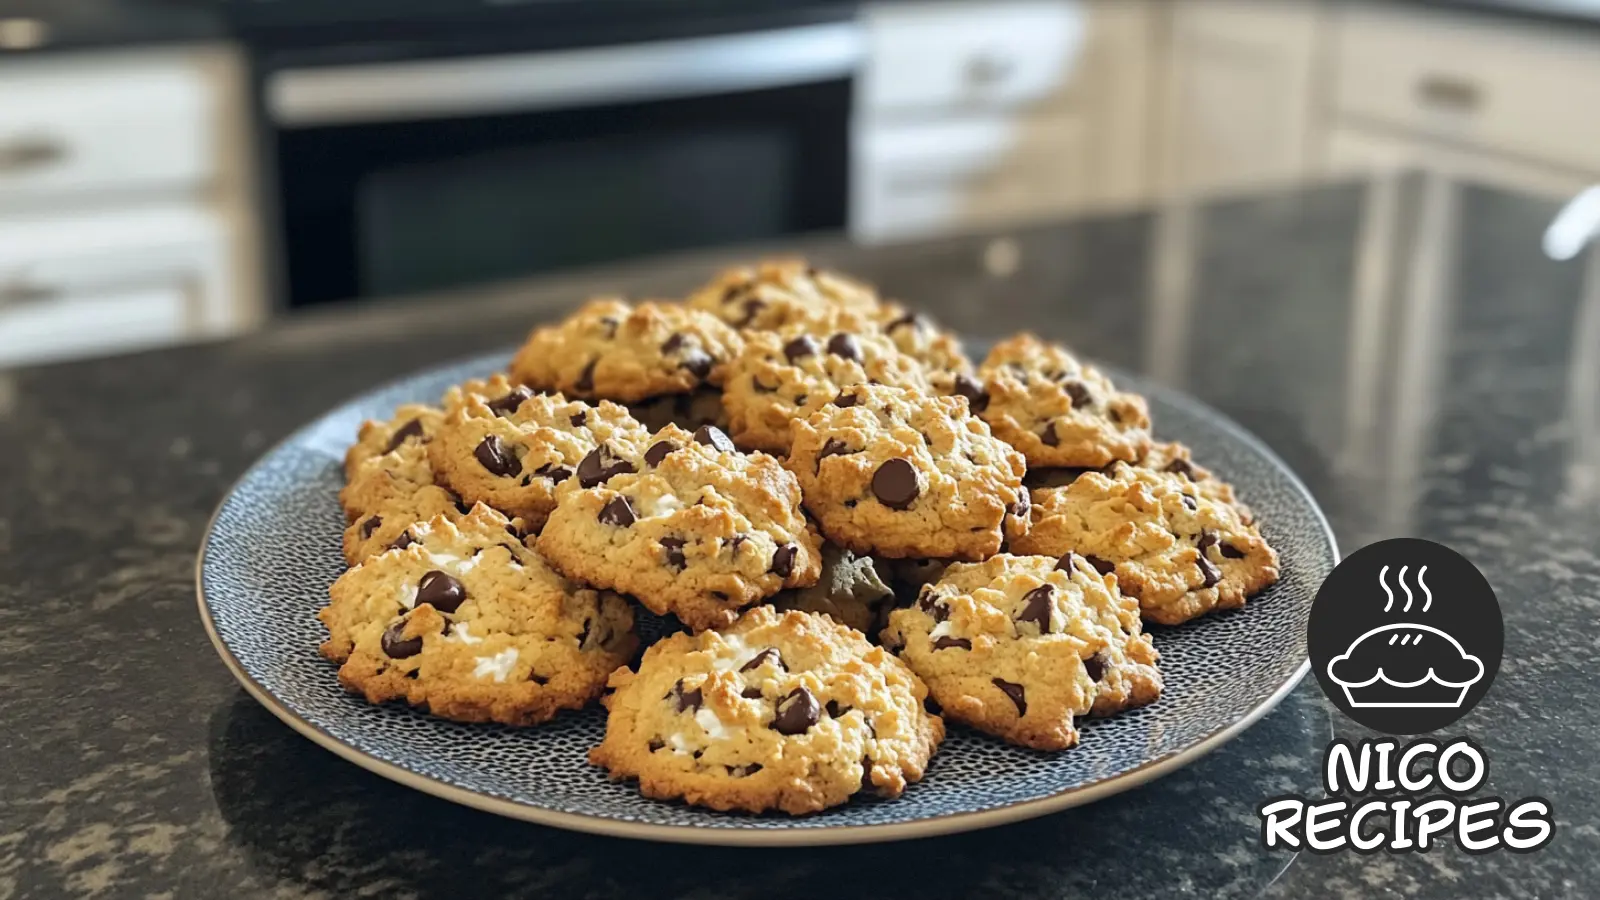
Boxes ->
[275,80,849,307]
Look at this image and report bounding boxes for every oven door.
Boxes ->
[265,22,861,308]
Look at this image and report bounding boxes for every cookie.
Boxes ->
[880,553,1160,750]
[786,383,1028,560]
[343,403,445,482]
[319,505,638,726]
[1140,441,1252,522]
[685,259,883,332]
[589,606,944,815]
[537,424,823,631]
[340,447,469,566]
[772,543,896,635]
[974,334,1151,468]
[428,375,652,532]
[1010,462,1279,625]
[510,298,744,403]
[721,325,929,453]
[875,305,974,377]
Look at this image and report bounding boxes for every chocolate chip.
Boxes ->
[536,464,573,483]
[598,496,636,527]
[1086,555,1116,575]
[931,601,950,623]
[1010,489,1031,520]
[731,534,750,552]
[381,620,423,658]
[924,695,943,715]
[644,440,679,466]
[681,351,714,379]
[474,435,521,477]
[1016,585,1054,632]
[1197,531,1219,555]
[487,386,534,417]
[598,317,619,339]
[1055,551,1079,571]
[772,687,821,735]
[815,438,852,473]
[741,687,764,699]
[1181,494,1198,511]
[670,679,703,712]
[752,375,779,394]
[446,489,470,514]
[694,425,735,453]
[1221,543,1247,559]
[648,739,665,752]
[735,298,766,327]
[871,458,920,509]
[1040,424,1060,447]
[569,410,587,427]
[416,570,466,613]
[577,444,635,488]
[952,374,989,412]
[728,763,763,777]
[860,759,874,793]
[833,390,859,408]
[916,586,938,612]
[740,648,784,672]
[661,537,686,569]
[770,544,798,578]
[886,312,923,332]
[992,678,1027,716]
[575,359,597,393]
[826,700,851,718]
[1062,380,1092,408]
[389,531,416,552]
[1164,458,1195,478]
[1084,654,1106,683]
[933,636,971,651]
[360,515,382,539]
[661,332,686,355]
[1197,553,1223,588]
[826,333,862,362]
[783,335,819,362]
[384,418,425,453]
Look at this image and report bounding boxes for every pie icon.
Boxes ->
[1325,623,1485,709]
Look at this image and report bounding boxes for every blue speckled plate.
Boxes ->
[197,349,1335,846]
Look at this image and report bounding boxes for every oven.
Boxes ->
[237,4,861,308]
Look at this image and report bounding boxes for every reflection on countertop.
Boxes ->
[1,173,1598,898]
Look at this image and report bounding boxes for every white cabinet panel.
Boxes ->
[0,284,196,368]
[1324,125,1594,199]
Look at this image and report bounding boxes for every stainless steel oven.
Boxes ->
[238,5,861,308]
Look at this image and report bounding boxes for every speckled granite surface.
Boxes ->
[2,175,1596,898]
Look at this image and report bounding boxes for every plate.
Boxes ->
[196,348,1336,846]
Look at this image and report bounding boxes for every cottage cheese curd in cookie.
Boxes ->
[721,324,930,453]
[881,553,1161,750]
[685,258,883,332]
[537,424,822,631]
[974,334,1151,468]
[1011,462,1279,625]
[319,505,637,726]
[787,384,1028,561]
[428,375,652,532]
[589,607,944,815]
[509,298,743,403]
[771,543,896,635]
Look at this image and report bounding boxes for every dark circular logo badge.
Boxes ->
[1308,538,1502,734]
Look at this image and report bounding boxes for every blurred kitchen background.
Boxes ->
[2,0,1598,369]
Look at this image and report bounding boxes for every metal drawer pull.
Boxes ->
[966,52,1016,87]
[1415,75,1481,112]
[0,280,59,308]
[0,136,67,172]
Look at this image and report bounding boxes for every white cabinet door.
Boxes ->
[1156,1,1322,197]
[1324,125,1595,200]
[0,283,200,368]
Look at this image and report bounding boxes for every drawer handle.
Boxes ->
[0,280,58,309]
[965,52,1015,88]
[1415,75,1481,112]
[0,136,67,172]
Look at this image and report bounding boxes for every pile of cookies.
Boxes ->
[319,259,1280,815]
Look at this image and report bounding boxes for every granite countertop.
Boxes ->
[2,174,1597,897]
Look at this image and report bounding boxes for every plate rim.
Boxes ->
[194,349,1338,847]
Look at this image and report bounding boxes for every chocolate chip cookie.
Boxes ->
[1140,440,1252,523]
[875,305,974,378]
[974,334,1152,468]
[721,325,930,453]
[589,606,944,815]
[537,424,822,631]
[319,505,638,726]
[428,375,652,532]
[685,258,883,332]
[341,441,470,566]
[772,543,896,635]
[1010,462,1279,625]
[787,383,1028,560]
[510,298,744,403]
[880,553,1160,750]
[343,403,445,482]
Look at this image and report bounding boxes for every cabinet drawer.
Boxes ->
[0,284,197,369]
[1332,5,1600,174]
[0,50,223,204]
[862,1,1087,114]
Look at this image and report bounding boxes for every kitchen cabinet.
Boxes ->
[852,0,1155,241]
[0,46,261,369]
